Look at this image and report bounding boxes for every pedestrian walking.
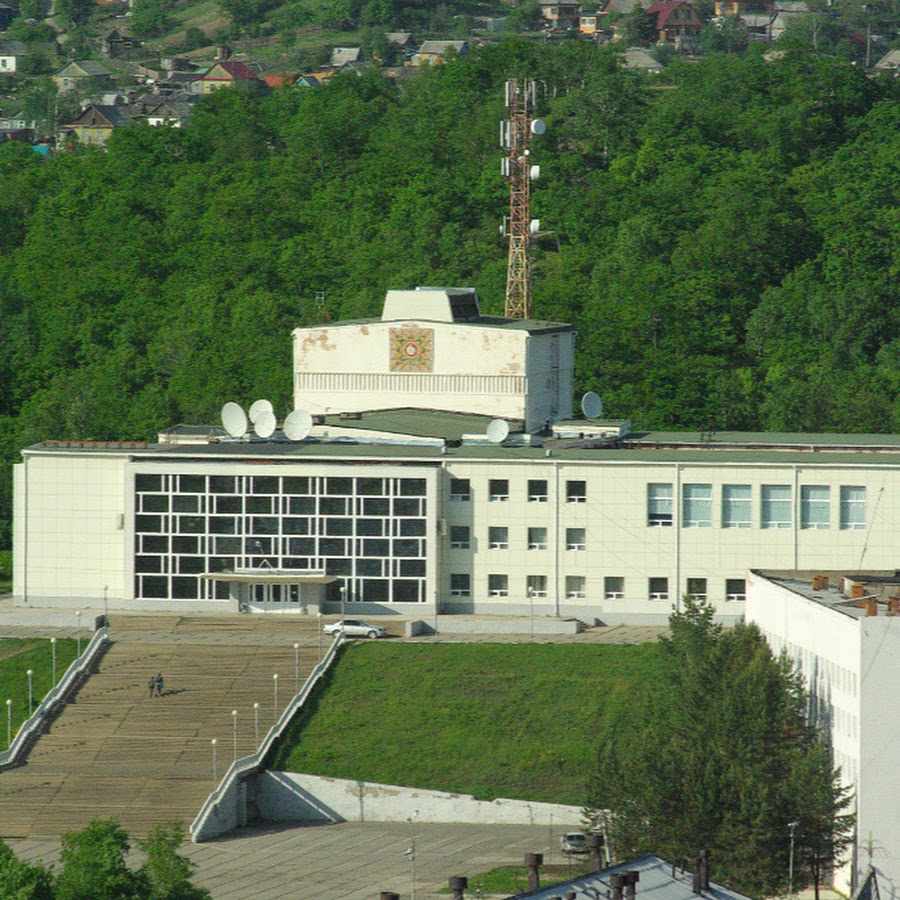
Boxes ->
[147,676,156,698]
[155,673,164,697]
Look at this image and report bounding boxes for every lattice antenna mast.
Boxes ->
[501,79,544,320]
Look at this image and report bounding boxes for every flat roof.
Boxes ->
[292,316,576,335]
[755,570,900,620]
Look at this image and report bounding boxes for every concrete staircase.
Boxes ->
[0,615,329,839]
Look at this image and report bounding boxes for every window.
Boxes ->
[647,484,673,526]
[682,484,712,528]
[801,486,830,529]
[528,479,548,502]
[649,577,669,601]
[686,577,707,600]
[761,485,791,529]
[566,480,587,503]
[527,574,547,597]
[449,526,470,549]
[726,578,746,602]
[449,478,470,501]
[488,574,509,597]
[722,484,751,528]
[840,486,866,530]
[566,575,586,599]
[488,527,508,549]
[566,528,586,551]
[450,574,470,596]
[604,576,624,600]
[489,479,509,501]
[528,527,548,550]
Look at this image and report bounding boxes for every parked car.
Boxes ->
[323,619,387,639]
[560,832,589,854]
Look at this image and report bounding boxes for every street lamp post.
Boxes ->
[273,674,279,720]
[254,702,260,746]
[293,642,300,694]
[232,709,238,762]
[404,838,417,900]
[528,586,535,642]
[103,585,108,623]
[5,699,11,748]
[317,610,322,656]
[50,637,57,686]
[26,669,33,716]
[75,610,82,655]
[211,738,218,784]
[789,820,799,900]
[340,584,346,618]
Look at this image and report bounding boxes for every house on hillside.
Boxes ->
[58,103,132,146]
[330,46,361,68]
[714,0,773,17]
[646,0,703,50]
[53,59,113,93]
[0,39,26,73]
[102,28,136,58]
[539,0,582,29]
[622,46,665,70]
[411,40,468,65]
[140,96,193,127]
[193,59,260,94]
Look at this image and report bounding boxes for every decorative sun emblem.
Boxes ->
[390,327,434,372]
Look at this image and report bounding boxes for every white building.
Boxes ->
[13,287,900,622]
[747,569,900,895]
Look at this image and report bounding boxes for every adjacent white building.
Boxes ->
[747,569,900,896]
[13,287,900,624]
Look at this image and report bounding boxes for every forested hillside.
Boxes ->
[2,40,900,547]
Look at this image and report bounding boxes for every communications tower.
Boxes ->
[501,79,544,320]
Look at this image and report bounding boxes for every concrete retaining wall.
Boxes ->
[256,772,582,827]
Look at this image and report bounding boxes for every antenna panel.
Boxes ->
[283,409,313,442]
[221,402,248,438]
[253,411,277,438]
[249,399,274,424]
[581,391,603,420]
[486,419,510,444]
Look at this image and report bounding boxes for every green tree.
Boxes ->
[699,15,750,52]
[620,6,658,46]
[131,0,172,38]
[0,839,54,900]
[137,823,211,900]
[588,597,854,897]
[55,819,148,899]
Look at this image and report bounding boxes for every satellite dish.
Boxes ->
[249,399,274,424]
[254,411,277,438]
[486,419,510,444]
[530,118,546,135]
[221,402,248,438]
[581,391,603,420]
[283,409,313,442]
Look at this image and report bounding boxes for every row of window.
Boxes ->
[449,526,586,551]
[450,478,586,503]
[449,575,747,602]
[648,484,866,530]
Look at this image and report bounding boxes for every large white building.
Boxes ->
[747,570,900,895]
[13,287,900,622]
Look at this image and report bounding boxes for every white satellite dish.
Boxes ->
[486,419,510,444]
[581,391,603,420]
[249,399,274,424]
[221,402,248,438]
[283,409,313,442]
[254,411,277,438]
[530,118,546,135]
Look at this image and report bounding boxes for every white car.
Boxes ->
[560,832,589,854]
[324,619,387,639]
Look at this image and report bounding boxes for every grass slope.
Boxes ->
[270,641,663,806]
[0,638,80,746]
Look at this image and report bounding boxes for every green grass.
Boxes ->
[438,862,595,895]
[269,642,663,806]
[0,549,11,595]
[0,638,81,749]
